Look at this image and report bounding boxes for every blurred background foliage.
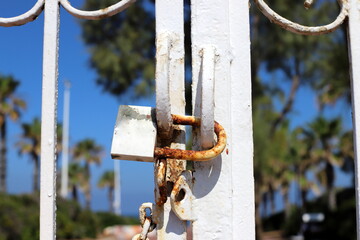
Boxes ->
[0,0,356,239]
[0,194,138,240]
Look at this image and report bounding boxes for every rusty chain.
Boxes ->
[133,203,157,240]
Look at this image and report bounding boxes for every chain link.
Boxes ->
[133,203,157,240]
[132,218,153,240]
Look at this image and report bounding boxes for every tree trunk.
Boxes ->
[0,119,7,193]
[32,152,40,192]
[328,186,337,211]
[269,184,276,215]
[326,162,336,210]
[85,189,91,210]
[282,188,291,219]
[255,185,264,240]
[262,192,268,217]
[301,189,308,211]
[109,187,114,213]
[271,74,300,135]
[72,185,78,201]
[85,162,91,210]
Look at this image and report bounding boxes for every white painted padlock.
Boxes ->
[111,105,157,162]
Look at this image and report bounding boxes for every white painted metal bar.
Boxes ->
[191,0,255,239]
[155,0,186,239]
[229,0,255,238]
[40,0,60,239]
[347,0,360,238]
[155,35,172,139]
[191,0,232,239]
[61,81,71,198]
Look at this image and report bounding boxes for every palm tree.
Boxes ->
[0,75,26,192]
[98,170,115,213]
[253,102,289,238]
[68,162,87,202]
[290,127,321,211]
[304,116,342,210]
[17,118,62,192]
[17,118,41,192]
[338,130,355,187]
[73,138,103,209]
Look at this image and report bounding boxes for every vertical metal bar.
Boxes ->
[61,81,70,198]
[40,0,60,238]
[347,0,360,238]
[229,0,255,238]
[155,0,186,239]
[191,0,232,239]
[191,0,255,239]
[114,160,121,215]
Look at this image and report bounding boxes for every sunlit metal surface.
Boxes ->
[59,0,135,20]
[200,46,216,149]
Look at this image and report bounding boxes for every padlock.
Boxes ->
[111,107,227,162]
[111,105,157,162]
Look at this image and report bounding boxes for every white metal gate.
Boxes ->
[1,0,360,239]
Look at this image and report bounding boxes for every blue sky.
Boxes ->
[0,0,354,216]
[0,0,155,216]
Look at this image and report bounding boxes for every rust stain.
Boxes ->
[100,6,110,12]
[171,114,200,127]
[172,177,181,194]
[155,158,166,186]
[154,158,168,206]
[31,12,41,22]
[155,186,167,206]
[97,8,111,20]
[167,159,185,182]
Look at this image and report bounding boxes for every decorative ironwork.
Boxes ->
[0,0,135,27]
[254,0,349,35]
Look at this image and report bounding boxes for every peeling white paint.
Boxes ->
[155,0,187,239]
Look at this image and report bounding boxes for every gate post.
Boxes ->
[229,0,256,238]
[40,0,60,239]
[190,0,255,239]
[347,0,360,238]
[155,0,187,239]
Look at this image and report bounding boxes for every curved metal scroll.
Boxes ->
[254,0,349,35]
[59,0,135,20]
[0,0,135,27]
[0,0,45,27]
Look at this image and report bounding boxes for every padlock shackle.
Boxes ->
[154,115,227,161]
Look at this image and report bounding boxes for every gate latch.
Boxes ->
[111,105,227,162]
